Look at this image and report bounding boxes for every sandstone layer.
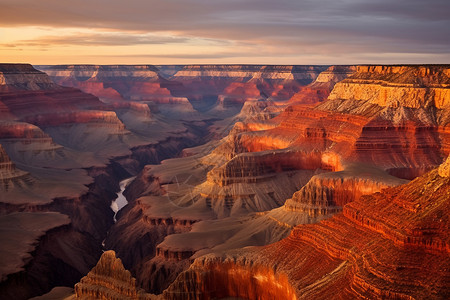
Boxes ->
[164,159,450,299]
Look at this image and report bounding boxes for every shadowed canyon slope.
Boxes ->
[1,64,449,299]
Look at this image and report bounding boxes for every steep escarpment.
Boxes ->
[0,65,130,142]
[327,65,450,110]
[38,65,329,118]
[237,65,450,176]
[165,157,450,299]
[0,64,59,92]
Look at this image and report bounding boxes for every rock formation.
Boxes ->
[289,65,357,104]
[169,65,328,113]
[2,63,449,299]
[0,144,31,190]
[101,64,450,295]
[38,65,329,119]
[0,63,234,299]
[438,155,450,177]
[74,250,153,300]
[328,65,450,109]
[164,157,450,299]
[37,65,162,103]
[0,212,70,282]
[0,64,59,92]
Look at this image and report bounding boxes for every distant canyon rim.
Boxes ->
[0,63,448,300]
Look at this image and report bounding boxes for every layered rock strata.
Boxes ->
[0,63,227,299]
[289,65,357,104]
[104,65,450,295]
[37,65,193,110]
[164,158,450,299]
[74,250,152,300]
[0,64,58,92]
[328,65,450,109]
[0,144,30,190]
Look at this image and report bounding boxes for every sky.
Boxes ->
[1,0,449,65]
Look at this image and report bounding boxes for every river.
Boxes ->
[111,177,135,222]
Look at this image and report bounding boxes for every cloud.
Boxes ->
[1,0,449,63]
[3,32,191,47]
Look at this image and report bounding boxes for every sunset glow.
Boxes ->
[1,0,449,64]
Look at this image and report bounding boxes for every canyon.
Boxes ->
[0,63,449,299]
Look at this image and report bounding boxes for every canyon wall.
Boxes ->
[0,64,58,92]
[165,157,450,299]
[328,65,450,109]
[38,65,330,118]
[101,64,449,295]
[2,64,449,299]
[0,63,235,299]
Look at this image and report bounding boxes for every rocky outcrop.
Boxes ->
[284,164,408,216]
[328,65,450,109]
[164,257,297,300]
[207,149,323,186]
[165,159,450,299]
[74,250,153,300]
[0,144,31,190]
[171,65,327,111]
[0,64,59,91]
[0,212,96,300]
[0,88,106,119]
[438,155,450,177]
[23,110,127,128]
[233,78,449,177]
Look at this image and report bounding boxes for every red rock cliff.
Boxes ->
[164,157,450,299]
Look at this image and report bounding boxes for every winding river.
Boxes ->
[111,177,135,222]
